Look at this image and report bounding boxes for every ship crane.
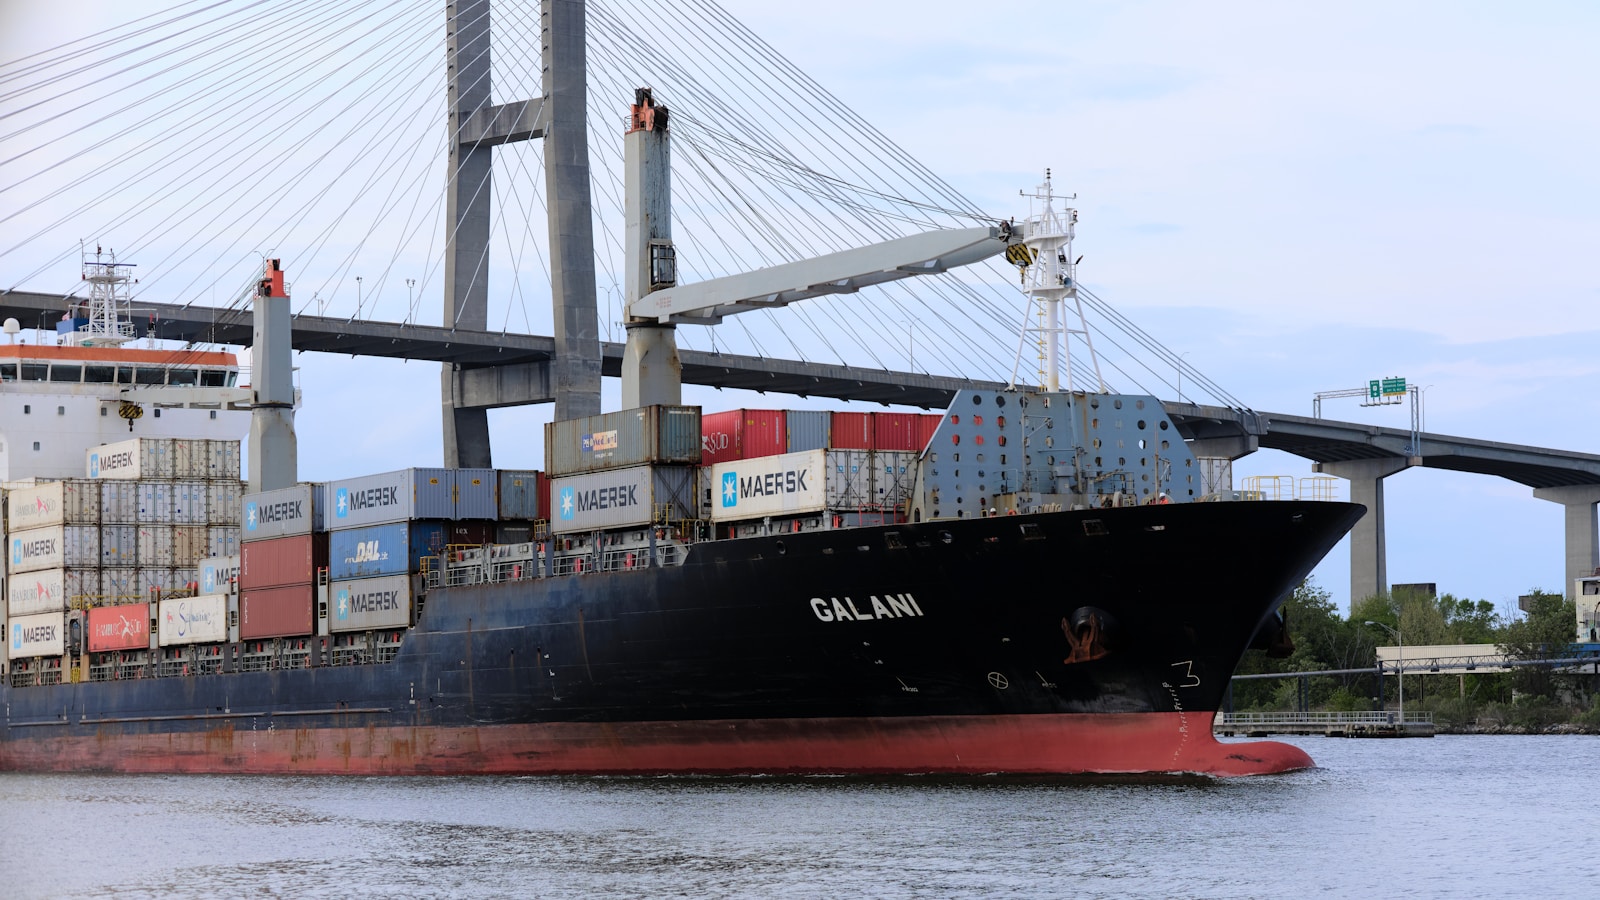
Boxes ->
[619,89,1021,407]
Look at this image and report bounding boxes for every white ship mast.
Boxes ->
[67,243,138,346]
[1008,171,1104,393]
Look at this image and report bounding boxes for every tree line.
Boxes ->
[1230,581,1600,729]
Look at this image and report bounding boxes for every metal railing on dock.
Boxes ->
[1216,711,1435,738]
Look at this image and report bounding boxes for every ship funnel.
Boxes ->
[249,258,298,493]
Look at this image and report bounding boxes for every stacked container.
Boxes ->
[239,483,326,641]
[546,406,703,536]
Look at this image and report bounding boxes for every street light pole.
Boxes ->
[1366,620,1404,726]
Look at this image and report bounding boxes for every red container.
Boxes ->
[536,471,551,522]
[830,411,874,450]
[872,413,925,451]
[87,603,150,652]
[240,585,314,640]
[701,409,787,463]
[240,533,328,590]
[916,414,943,451]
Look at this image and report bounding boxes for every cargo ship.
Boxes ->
[1,175,1362,777]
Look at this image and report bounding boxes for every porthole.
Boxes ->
[1045,436,1054,448]
[975,435,985,445]
[1119,457,1126,465]
[952,453,960,462]
[998,435,1008,446]
[940,531,954,544]
[972,395,982,405]
[1093,438,1101,449]
[1137,420,1146,430]
[1089,398,1098,409]
[1161,440,1170,450]
[1114,399,1123,409]
[974,415,983,426]
[776,540,786,555]
[951,434,960,445]
[1159,421,1169,431]
[1046,417,1054,429]
[951,414,960,424]
[996,395,1006,408]
[976,454,986,462]
[996,415,1006,428]
[1138,439,1147,449]
[1136,400,1145,410]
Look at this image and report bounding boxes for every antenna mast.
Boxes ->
[71,243,137,347]
[1008,171,1103,392]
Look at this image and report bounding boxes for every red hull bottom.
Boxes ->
[0,712,1312,778]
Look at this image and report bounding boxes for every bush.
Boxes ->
[1426,697,1478,727]
[1509,696,1566,730]
[1324,687,1372,712]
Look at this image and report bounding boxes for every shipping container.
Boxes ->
[700,409,787,465]
[496,470,551,521]
[137,482,174,524]
[99,481,138,524]
[64,569,97,606]
[5,480,100,531]
[173,525,208,565]
[137,525,175,567]
[825,449,874,510]
[207,525,240,559]
[7,569,66,616]
[240,584,314,640]
[545,405,702,475]
[494,522,537,544]
[8,611,64,658]
[328,521,448,581]
[197,555,240,594]
[173,440,209,479]
[829,412,873,450]
[9,525,98,573]
[172,481,209,524]
[875,450,919,511]
[442,521,495,545]
[87,603,151,652]
[321,468,496,529]
[549,465,699,534]
[242,483,322,541]
[872,413,925,452]
[205,440,242,481]
[136,567,176,600]
[157,594,229,646]
[916,414,944,452]
[785,410,831,453]
[709,450,827,522]
[100,524,136,566]
[207,481,242,526]
[330,573,413,633]
[101,567,138,605]
[86,437,174,480]
[240,533,328,591]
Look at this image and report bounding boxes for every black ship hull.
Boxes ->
[0,501,1362,776]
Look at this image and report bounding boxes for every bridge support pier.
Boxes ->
[1315,457,1411,603]
[1531,485,1600,593]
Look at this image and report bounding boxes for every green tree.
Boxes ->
[1498,589,1578,700]
[1439,594,1501,644]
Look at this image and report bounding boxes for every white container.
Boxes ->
[207,526,240,559]
[101,568,138,605]
[197,555,240,594]
[875,450,918,511]
[330,573,413,633]
[709,450,827,522]
[158,594,229,646]
[172,482,209,524]
[6,481,100,531]
[549,465,699,534]
[7,569,66,616]
[241,483,321,540]
[138,525,175,567]
[825,449,874,510]
[172,525,208,566]
[206,441,241,481]
[100,481,139,524]
[87,438,174,480]
[9,525,98,573]
[207,482,243,526]
[134,567,177,600]
[100,525,137,566]
[137,482,175,524]
[8,611,64,658]
[63,568,98,607]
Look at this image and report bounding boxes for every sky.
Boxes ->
[3,0,1597,616]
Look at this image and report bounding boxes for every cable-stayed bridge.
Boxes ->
[2,1,1598,600]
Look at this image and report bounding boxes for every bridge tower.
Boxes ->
[442,0,601,467]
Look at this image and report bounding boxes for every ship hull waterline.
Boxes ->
[1,501,1363,777]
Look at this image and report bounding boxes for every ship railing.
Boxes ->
[1216,710,1434,726]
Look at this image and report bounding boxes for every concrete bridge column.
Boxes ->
[1531,485,1600,594]
[1316,458,1411,603]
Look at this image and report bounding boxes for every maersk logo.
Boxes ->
[335,487,349,518]
[245,502,258,531]
[729,468,810,501]
[721,472,739,508]
[201,565,216,593]
[559,487,575,520]
[336,588,350,621]
[335,486,398,518]
[12,536,56,564]
[89,453,100,478]
[10,623,19,651]
[10,538,18,566]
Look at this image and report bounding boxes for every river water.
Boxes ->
[1,735,1591,898]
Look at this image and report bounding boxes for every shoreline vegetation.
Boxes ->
[1231,581,1600,731]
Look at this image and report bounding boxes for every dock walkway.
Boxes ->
[1215,711,1435,738]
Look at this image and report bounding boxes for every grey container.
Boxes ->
[242,483,322,541]
[497,470,544,520]
[786,410,831,452]
[825,449,874,509]
[206,440,242,481]
[874,450,919,511]
[100,481,139,524]
[321,468,497,529]
[545,406,702,476]
[549,465,699,534]
[330,573,413,633]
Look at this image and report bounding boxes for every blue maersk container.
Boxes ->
[328,521,448,581]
